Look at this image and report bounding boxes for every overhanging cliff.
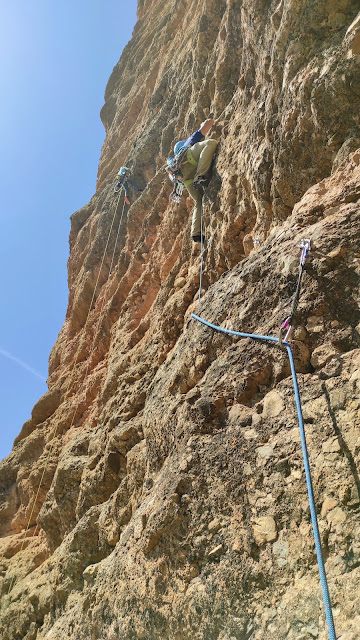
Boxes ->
[1,1,360,639]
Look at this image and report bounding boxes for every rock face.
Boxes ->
[1,1,360,638]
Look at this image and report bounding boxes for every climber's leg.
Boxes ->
[187,183,204,239]
[123,182,131,205]
[190,139,218,179]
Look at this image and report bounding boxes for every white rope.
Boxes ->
[65,194,127,431]
[198,198,205,305]
[7,189,125,595]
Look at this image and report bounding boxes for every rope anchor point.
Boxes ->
[279,237,311,347]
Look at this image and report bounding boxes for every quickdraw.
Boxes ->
[169,176,185,203]
[279,238,311,346]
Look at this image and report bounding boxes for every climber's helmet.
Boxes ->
[174,140,186,155]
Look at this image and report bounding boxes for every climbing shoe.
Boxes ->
[192,235,205,243]
[125,196,131,205]
[193,175,210,190]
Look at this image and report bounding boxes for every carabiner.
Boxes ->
[278,317,291,348]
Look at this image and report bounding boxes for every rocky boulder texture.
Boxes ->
[1,1,360,638]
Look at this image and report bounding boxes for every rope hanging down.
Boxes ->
[191,239,337,638]
[198,200,205,304]
[7,188,127,597]
[64,193,127,435]
[190,313,337,640]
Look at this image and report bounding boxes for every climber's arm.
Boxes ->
[200,118,215,136]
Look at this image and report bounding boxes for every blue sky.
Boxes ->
[0,1,138,461]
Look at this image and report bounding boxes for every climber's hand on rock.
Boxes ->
[200,118,215,135]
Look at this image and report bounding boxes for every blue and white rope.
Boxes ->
[190,312,337,640]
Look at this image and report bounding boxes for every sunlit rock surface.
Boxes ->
[1,1,360,638]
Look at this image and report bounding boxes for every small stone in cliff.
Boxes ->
[321,497,338,517]
[232,539,243,553]
[306,316,325,334]
[228,404,253,426]
[310,343,340,369]
[83,563,99,583]
[174,276,186,289]
[326,507,347,527]
[244,428,257,440]
[322,437,341,454]
[293,325,307,341]
[272,540,289,567]
[208,544,225,558]
[256,444,274,461]
[292,340,311,372]
[262,390,285,418]
[252,516,277,545]
[208,517,221,533]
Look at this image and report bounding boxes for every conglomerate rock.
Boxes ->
[1,1,360,639]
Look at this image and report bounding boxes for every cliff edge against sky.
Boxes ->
[1,1,360,638]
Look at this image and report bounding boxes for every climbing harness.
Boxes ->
[114,166,142,205]
[7,187,128,597]
[167,146,198,203]
[279,238,311,345]
[190,313,337,640]
[167,146,190,174]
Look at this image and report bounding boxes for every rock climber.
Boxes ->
[115,166,142,205]
[167,119,218,242]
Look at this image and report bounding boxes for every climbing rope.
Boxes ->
[7,188,127,596]
[191,237,337,638]
[279,238,311,344]
[190,313,337,640]
[198,199,205,304]
[64,193,127,434]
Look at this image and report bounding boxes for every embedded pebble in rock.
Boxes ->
[257,444,274,462]
[311,343,341,369]
[1,0,360,639]
[326,507,347,527]
[252,516,278,545]
[262,390,285,418]
[321,497,338,517]
[208,518,221,533]
[208,544,225,559]
[272,540,289,567]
